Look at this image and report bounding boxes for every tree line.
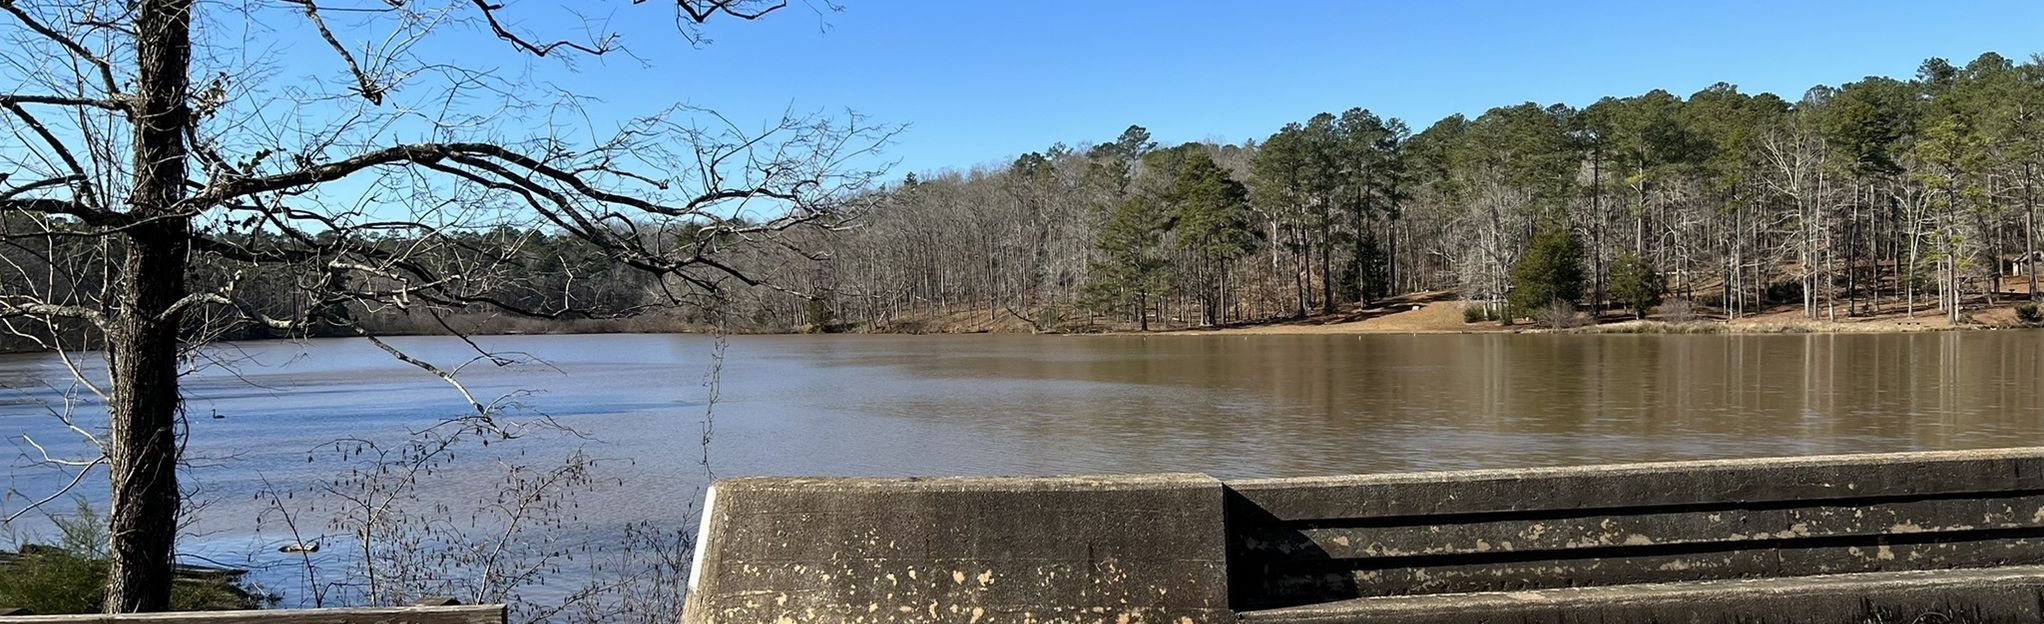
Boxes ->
[782,52,2044,330]
[15,53,2041,340]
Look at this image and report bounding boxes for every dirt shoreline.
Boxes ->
[97,297,2030,351]
[1108,294,2040,337]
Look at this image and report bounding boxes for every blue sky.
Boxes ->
[8,3,2042,184]
[393,1,2044,177]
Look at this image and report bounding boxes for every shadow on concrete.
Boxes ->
[1223,488,1361,610]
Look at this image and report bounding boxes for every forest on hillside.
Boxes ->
[9,52,2042,346]
[765,52,2044,332]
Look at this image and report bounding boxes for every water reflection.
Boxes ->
[799,332,2044,475]
[0,332,2039,592]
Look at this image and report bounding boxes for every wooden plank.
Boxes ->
[0,605,504,624]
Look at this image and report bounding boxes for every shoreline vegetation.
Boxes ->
[15,53,2044,354]
[763,52,2044,342]
[840,291,2041,337]
[267,289,2044,341]
[7,289,2033,357]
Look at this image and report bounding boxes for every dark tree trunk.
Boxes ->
[107,0,194,613]
[1350,197,1366,305]
[1319,206,1333,315]
[1293,240,1308,318]
[1387,215,1399,295]
[107,224,189,613]
[1846,179,1860,315]
[1590,149,1604,315]
[2027,162,2038,302]
[1136,292,1148,331]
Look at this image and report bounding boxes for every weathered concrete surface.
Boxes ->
[1226,447,2044,610]
[1237,566,2044,624]
[1247,533,2044,598]
[682,474,1230,624]
[687,447,2044,623]
[1238,492,2044,559]
[1227,447,2044,521]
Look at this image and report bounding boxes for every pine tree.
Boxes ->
[1508,227,1587,316]
[1083,196,1173,330]
[1608,252,1667,319]
[1168,151,1259,325]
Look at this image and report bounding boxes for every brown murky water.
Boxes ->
[1,332,2041,596]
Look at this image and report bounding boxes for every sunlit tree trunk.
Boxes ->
[104,0,194,612]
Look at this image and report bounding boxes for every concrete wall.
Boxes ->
[682,474,1231,624]
[684,448,2044,624]
[1239,567,2044,624]
[1225,447,2044,610]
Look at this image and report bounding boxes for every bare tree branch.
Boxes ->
[281,0,388,105]
[469,0,616,57]
[0,1,123,96]
[0,93,126,112]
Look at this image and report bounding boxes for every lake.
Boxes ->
[2,331,2043,603]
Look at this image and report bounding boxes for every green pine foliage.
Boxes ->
[1507,228,1587,316]
[1608,253,1668,319]
[1168,152,1258,264]
[1082,196,1173,330]
[1168,151,1260,325]
[2016,302,2042,325]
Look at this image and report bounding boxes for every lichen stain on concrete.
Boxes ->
[1773,523,1812,539]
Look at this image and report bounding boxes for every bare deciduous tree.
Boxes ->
[0,0,887,612]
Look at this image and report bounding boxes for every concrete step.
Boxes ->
[1236,565,2044,624]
